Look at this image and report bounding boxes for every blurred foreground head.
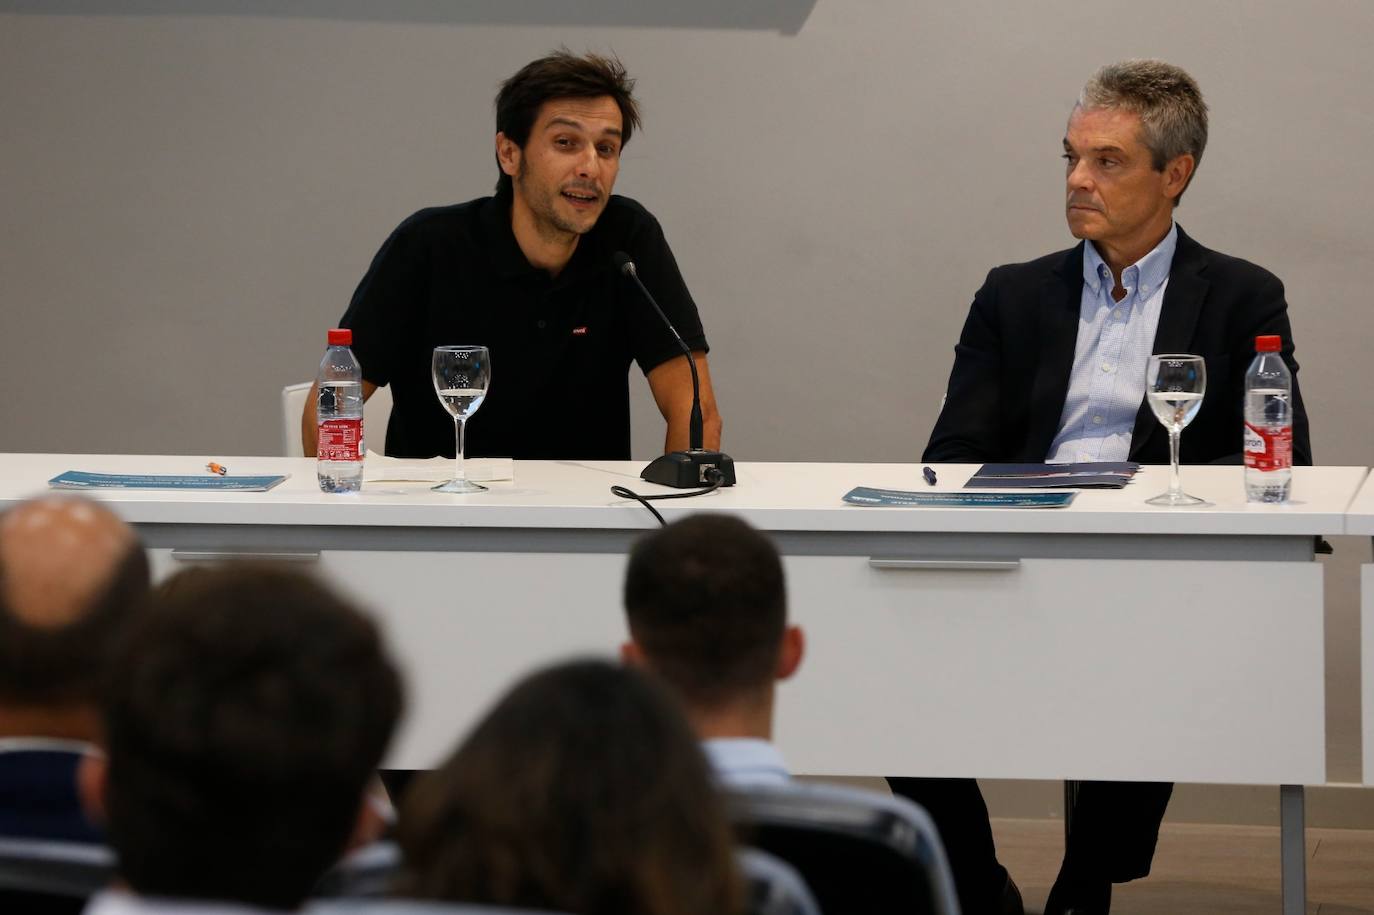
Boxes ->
[0,496,149,735]
[398,658,743,915]
[89,563,403,911]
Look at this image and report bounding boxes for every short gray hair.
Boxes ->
[1079,59,1209,202]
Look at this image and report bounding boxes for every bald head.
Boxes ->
[0,497,139,629]
[0,496,149,713]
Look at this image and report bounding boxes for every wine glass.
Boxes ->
[431,345,491,493]
[1144,354,1208,506]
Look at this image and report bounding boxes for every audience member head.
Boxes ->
[622,514,803,739]
[82,563,403,911]
[0,496,149,740]
[397,659,743,915]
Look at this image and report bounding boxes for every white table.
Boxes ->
[1346,473,1374,791]
[1,454,1364,914]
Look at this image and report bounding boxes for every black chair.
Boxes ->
[314,840,817,915]
[304,900,568,915]
[0,835,115,915]
[725,781,960,915]
[314,840,402,898]
[739,845,822,915]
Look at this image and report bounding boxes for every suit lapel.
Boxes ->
[1129,225,1211,459]
[1027,244,1084,460]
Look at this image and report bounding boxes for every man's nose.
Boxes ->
[1067,158,1093,192]
[576,147,600,179]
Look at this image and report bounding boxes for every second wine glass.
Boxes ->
[431,345,491,493]
[1144,353,1208,507]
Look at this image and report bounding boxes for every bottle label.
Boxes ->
[1243,421,1292,472]
[318,419,363,461]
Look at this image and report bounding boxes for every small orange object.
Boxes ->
[206,462,228,476]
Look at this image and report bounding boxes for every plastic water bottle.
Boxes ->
[1243,334,1292,503]
[316,328,365,493]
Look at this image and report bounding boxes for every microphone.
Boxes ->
[614,251,735,488]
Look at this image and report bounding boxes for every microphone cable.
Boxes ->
[611,467,726,526]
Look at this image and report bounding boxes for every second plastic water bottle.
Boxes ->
[316,328,365,493]
[1243,334,1292,503]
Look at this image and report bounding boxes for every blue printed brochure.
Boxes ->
[843,487,1076,508]
[964,462,1139,490]
[49,471,289,492]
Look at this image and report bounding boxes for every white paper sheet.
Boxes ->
[362,452,514,483]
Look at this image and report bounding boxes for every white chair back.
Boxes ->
[282,382,393,457]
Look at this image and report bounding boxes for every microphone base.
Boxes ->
[640,450,736,489]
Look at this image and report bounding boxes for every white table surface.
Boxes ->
[1345,469,1374,535]
[4,451,1346,915]
[0,453,1365,536]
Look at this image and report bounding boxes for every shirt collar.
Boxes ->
[1082,221,1178,297]
[702,737,790,783]
[0,736,97,755]
[84,890,290,915]
[478,187,610,283]
[479,187,537,279]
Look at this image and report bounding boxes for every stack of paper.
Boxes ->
[842,487,1076,508]
[363,453,514,484]
[49,471,289,492]
[964,462,1140,489]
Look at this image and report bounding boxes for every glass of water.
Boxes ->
[1144,353,1208,506]
[431,345,491,493]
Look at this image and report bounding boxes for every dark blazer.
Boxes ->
[924,226,1312,465]
[0,747,102,843]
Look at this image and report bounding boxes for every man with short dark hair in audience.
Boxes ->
[621,513,804,787]
[78,564,403,914]
[0,496,149,843]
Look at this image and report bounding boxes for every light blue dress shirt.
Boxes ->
[703,737,791,788]
[84,890,282,915]
[1046,224,1178,464]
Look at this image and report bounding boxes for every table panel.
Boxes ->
[780,555,1323,784]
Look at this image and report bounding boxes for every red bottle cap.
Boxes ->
[327,328,352,346]
[1255,335,1281,353]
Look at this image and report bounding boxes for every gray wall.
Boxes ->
[3,1,1372,808]
[2,2,1371,465]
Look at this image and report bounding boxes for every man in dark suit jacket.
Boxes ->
[924,225,1310,466]
[897,60,1310,915]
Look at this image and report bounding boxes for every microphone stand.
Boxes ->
[616,254,736,489]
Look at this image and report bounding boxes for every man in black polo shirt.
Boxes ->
[301,51,722,461]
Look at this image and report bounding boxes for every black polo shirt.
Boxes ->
[339,190,708,460]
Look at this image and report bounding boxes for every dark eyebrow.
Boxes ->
[1062,138,1126,155]
[546,116,623,139]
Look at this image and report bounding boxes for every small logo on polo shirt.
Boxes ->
[572,326,588,336]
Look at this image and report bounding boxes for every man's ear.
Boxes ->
[77,753,108,826]
[776,625,805,681]
[620,639,646,668]
[345,788,394,853]
[495,132,522,179]
[1162,153,1195,202]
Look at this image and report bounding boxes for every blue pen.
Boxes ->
[922,466,937,486]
